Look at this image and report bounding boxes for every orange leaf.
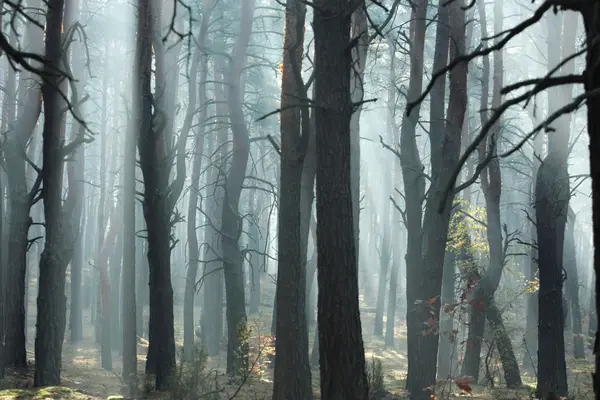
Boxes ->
[454,376,474,394]
[444,303,458,313]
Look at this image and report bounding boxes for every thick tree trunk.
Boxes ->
[399,1,427,395]
[136,0,176,388]
[35,0,79,385]
[3,40,43,368]
[272,0,312,396]
[535,10,578,398]
[536,157,569,398]
[585,5,600,397]
[313,1,369,398]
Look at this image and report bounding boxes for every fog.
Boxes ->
[0,0,596,399]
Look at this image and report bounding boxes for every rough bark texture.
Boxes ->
[4,0,44,365]
[535,10,578,398]
[34,0,78,385]
[272,0,312,397]
[313,1,369,399]
[586,3,600,396]
[401,2,427,393]
[136,0,176,388]
[350,5,368,302]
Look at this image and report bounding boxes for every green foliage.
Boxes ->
[167,344,221,400]
[446,199,489,271]
[367,356,385,394]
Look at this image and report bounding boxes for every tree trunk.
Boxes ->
[313,1,369,398]
[385,256,399,348]
[136,0,176,388]
[202,59,225,357]
[375,38,396,338]
[110,232,123,352]
[222,0,255,375]
[35,0,78,385]
[350,4,368,306]
[3,25,43,366]
[535,10,578,398]
[183,1,211,360]
[122,26,138,381]
[462,0,521,387]
[437,251,456,379]
[565,207,586,358]
[272,0,312,397]
[403,2,467,397]
[99,209,121,371]
[585,4,600,396]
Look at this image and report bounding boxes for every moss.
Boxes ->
[0,386,93,399]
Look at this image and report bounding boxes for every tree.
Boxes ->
[461,0,522,386]
[222,0,256,374]
[3,0,44,368]
[135,0,176,388]
[535,10,578,398]
[183,0,213,361]
[411,0,600,397]
[272,0,312,398]
[122,17,138,382]
[313,0,369,398]
[399,0,467,396]
[35,0,87,385]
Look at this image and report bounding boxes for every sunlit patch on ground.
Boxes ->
[0,386,95,400]
[0,303,591,399]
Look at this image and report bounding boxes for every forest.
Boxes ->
[0,0,597,399]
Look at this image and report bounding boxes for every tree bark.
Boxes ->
[313,1,369,398]
[272,0,312,397]
[3,2,44,365]
[136,0,176,388]
[535,10,578,398]
[35,0,81,385]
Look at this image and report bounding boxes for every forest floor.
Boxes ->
[0,302,594,400]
